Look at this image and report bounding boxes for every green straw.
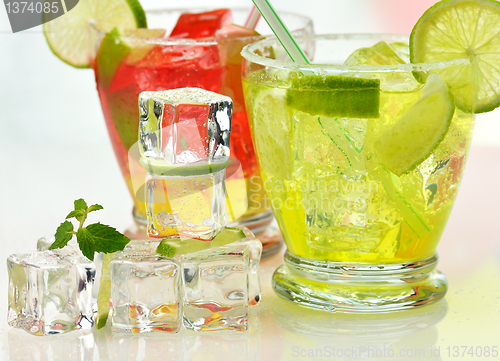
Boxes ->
[251,0,310,64]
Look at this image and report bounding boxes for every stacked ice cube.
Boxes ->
[138,88,232,240]
[7,88,260,336]
[109,227,261,333]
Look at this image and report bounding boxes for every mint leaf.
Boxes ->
[53,199,130,262]
[85,223,130,253]
[76,228,96,261]
[87,204,104,213]
[66,209,86,220]
[74,198,88,211]
[50,221,74,250]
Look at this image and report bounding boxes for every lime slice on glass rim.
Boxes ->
[156,227,247,257]
[410,0,500,113]
[43,0,147,68]
[375,73,455,176]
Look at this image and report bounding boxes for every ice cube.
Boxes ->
[344,41,419,92]
[36,236,54,252]
[36,237,102,312]
[344,41,407,66]
[37,236,79,253]
[145,169,227,240]
[7,249,95,335]
[138,88,232,165]
[170,9,233,39]
[180,227,262,331]
[110,247,181,333]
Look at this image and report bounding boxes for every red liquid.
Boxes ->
[95,34,266,221]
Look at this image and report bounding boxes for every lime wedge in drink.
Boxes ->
[286,75,381,119]
[96,252,114,329]
[43,0,147,68]
[95,28,131,89]
[250,87,293,179]
[156,227,247,257]
[410,0,500,113]
[96,27,166,89]
[139,157,231,176]
[375,73,455,176]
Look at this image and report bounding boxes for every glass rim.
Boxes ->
[91,7,313,46]
[241,33,471,72]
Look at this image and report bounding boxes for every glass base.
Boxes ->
[273,252,447,313]
[133,206,283,258]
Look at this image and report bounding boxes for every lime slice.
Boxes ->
[139,157,231,176]
[286,75,380,118]
[43,0,147,68]
[96,252,114,329]
[156,227,247,257]
[375,73,455,175]
[95,27,166,91]
[410,0,500,113]
[250,87,293,179]
[95,28,131,89]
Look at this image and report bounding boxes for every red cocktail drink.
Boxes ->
[93,8,313,252]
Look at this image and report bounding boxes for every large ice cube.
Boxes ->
[344,41,419,92]
[169,9,233,39]
[180,227,262,331]
[110,246,181,333]
[145,169,227,240]
[139,88,232,165]
[7,249,95,335]
[36,237,102,311]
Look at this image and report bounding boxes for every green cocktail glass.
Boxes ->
[242,34,475,312]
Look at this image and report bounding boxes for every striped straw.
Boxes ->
[244,6,262,29]
[251,0,310,64]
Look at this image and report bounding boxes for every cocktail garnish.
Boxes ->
[410,0,500,113]
[43,0,147,68]
[49,198,130,261]
[375,73,455,176]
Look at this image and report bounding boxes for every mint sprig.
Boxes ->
[49,198,130,261]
